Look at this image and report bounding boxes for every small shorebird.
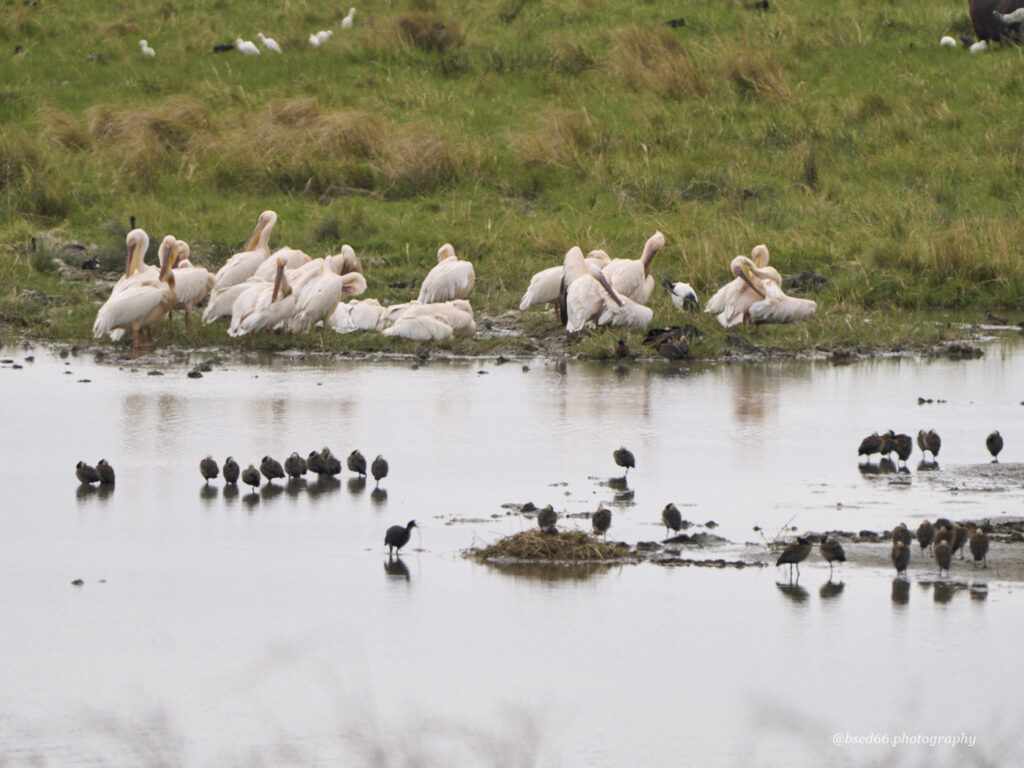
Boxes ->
[613,446,635,476]
[776,537,812,580]
[819,535,846,574]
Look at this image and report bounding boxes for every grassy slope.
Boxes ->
[0,0,1022,355]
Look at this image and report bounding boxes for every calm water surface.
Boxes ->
[1,339,1023,766]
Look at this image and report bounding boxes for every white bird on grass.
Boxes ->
[519,250,610,314]
[228,258,295,337]
[564,246,607,332]
[705,244,777,321]
[139,40,155,58]
[417,243,475,304]
[95,230,159,335]
[165,240,215,330]
[94,244,177,348]
[329,299,386,334]
[257,33,282,53]
[253,247,310,282]
[341,8,356,29]
[288,267,367,333]
[386,299,476,337]
[383,314,454,341]
[969,39,989,52]
[236,37,260,55]
[590,264,653,330]
[661,279,699,313]
[310,30,333,46]
[601,231,665,304]
[709,255,782,327]
[748,275,817,325]
[940,35,957,47]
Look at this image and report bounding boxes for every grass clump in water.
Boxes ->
[469,529,625,563]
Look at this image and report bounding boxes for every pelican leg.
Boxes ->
[184,309,192,332]
[131,328,140,349]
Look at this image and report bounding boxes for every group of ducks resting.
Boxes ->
[92,211,478,348]
[91,210,818,350]
[857,428,1005,465]
[777,519,991,581]
[198,448,388,491]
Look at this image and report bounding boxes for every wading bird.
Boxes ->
[257,32,281,52]
[241,464,261,492]
[96,459,115,486]
[139,39,155,58]
[235,37,260,55]
[892,523,912,548]
[260,456,285,483]
[385,520,417,555]
[662,503,683,537]
[917,429,941,462]
[858,432,884,461]
[892,540,910,576]
[970,527,989,567]
[951,524,970,560]
[417,244,475,304]
[347,450,367,477]
[76,461,100,485]
[614,446,635,476]
[602,231,665,305]
[200,456,219,483]
[661,279,699,313]
[284,452,307,479]
[93,237,177,349]
[819,535,846,574]
[223,457,240,484]
[986,430,1003,462]
[166,240,215,330]
[322,448,342,476]
[371,455,388,487]
[916,520,935,554]
[537,505,558,533]
[307,450,328,477]
[776,536,812,579]
[341,7,356,28]
[592,505,612,538]
[892,433,913,466]
[935,540,952,576]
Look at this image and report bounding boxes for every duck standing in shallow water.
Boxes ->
[223,457,240,484]
[385,520,417,555]
[76,461,100,485]
[200,456,219,483]
[986,430,1003,462]
[613,446,635,476]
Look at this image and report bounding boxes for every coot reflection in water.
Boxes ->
[776,582,810,603]
[819,579,845,600]
[891,578,910,605]
[384,556,410,581]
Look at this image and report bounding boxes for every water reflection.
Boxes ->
[371,487,388,506]
[222,484,239,502]
[819,579,845,600]
[384,556,410,581]
[308,476,341,498]
[858,458,897,476]
[776,582,809,603]
[891,578,910,605]
[916,461,940,473]
[285,478,307,497]
[75,484,97,502]
[481,561,615,582]
[199,485,218,504]
[241,494,260,511]
[933,582,955,604]
[260,483,283,501]
[347,476,367,495]
[970,584,989,601]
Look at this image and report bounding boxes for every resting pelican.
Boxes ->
[387,299,476,337]
[590,264,653,329]
[748,278,817,325]
[329,298,386,334]
[519,250,611,313]
[93,245,177,348]
[209,210,278,299]
[417,243,475,304]
[253,247,310,282]
[202,280,257,324]
[602,231,665,304]
[382,314,454,340]
[710,255,783,327]
[235,37,260,55]
[227,257,295,337]
[257,32,281,52]
[288,267,367,333]
[166,240,215,330]
[705,244,774,317]
[564,246,607,332]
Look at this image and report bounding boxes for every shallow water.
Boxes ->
[2,339,1023,766]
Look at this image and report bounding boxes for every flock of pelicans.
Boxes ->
[90,210,818,350]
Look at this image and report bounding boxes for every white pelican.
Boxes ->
[661,279,699,312]
[705,244,780,321]
[748,278,817,325]
[590,264,653,329]
[93,246,177,348]
[207,210,278,318]
[329,298,386,334]
[257,32,281,53]
[382,314,454,341]
[228,258,295,337]
[519,250,611,313]
[389,299,476,337]
[288,268,368,333]
[235,37,260,55]
[713,256,788,327]
[417,243,475,304]
[202,280,256,324]
[139,40,155,58]
[95,230,161,340]
[341,7,356,29]
[602,231,665,304]
[253,247,310,282]
[166,240,215,330]
[564,246,606,332]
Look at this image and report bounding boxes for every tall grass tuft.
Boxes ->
[609,26,705,100]
[727,46,792,102]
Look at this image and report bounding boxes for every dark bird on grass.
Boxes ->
[776,537,812,579]
[307,449,328,476]
[371,455,389,487]
[284,452,307,479]
[819,535,846,573]
[916,520,935,553]
[858,432,884,460]
[537,504,558,533]
[655,338,691,361]
[970,527,989,567]
[385,520,417,555]
[223,456,239,484]
[661,279,699,312]
[613,446,635,476]
[643,326,682,346]
[665,17,686,27]
[213,43,235,53]
[892,540,910,576]
[592,504,612,538]
[260,455,285,483]
[200,455,219,483]
[347,449,367,476]
[892,433,913,466]
[917,429,941,462]
[752,0,770,8]
[892,523,912,548]
[984,310,1007,325]
[76,461,100,485]
[662,503,683,537]
[96,459,115,485]
[81,256,100,270]
[614,339,630,359]
[986,430,1003,462]
[951,523,970,560]
[935,540,952,576]
[241,464,261,492]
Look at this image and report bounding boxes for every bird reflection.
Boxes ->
[199,485,218,504]
[776,582,809,603]
[241,493,260,511]
[607,476,629,491]
[371,487,388,506]
[307,476,341,498]
[819,579,845,600]
[75,484,97,502]
[223,484,239,502]
[891,578,910,605]
[384,555,410,581]
[347,476,367,495]
[260,483,283,501]
[916,460,940,473]
[933,582,955,604]
[285,477,307,497]
[970,584,988,601]
[859,458,897,476]
[96,484,115,501]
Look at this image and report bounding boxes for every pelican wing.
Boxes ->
[418,259,475,304]
[749,281,817,324]
[93,284,167,338]
[382,314,454,340]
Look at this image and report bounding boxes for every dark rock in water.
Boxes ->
[944,343,983,360]
[704,520,718,529]
[636,541,663,551]
[187,370,203,379]
[12,363,22,369]
[71,579,84,586]
[196,360,213,372]
[520,502,537,512]
[148,370,164,376]
[856,530,884,543]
